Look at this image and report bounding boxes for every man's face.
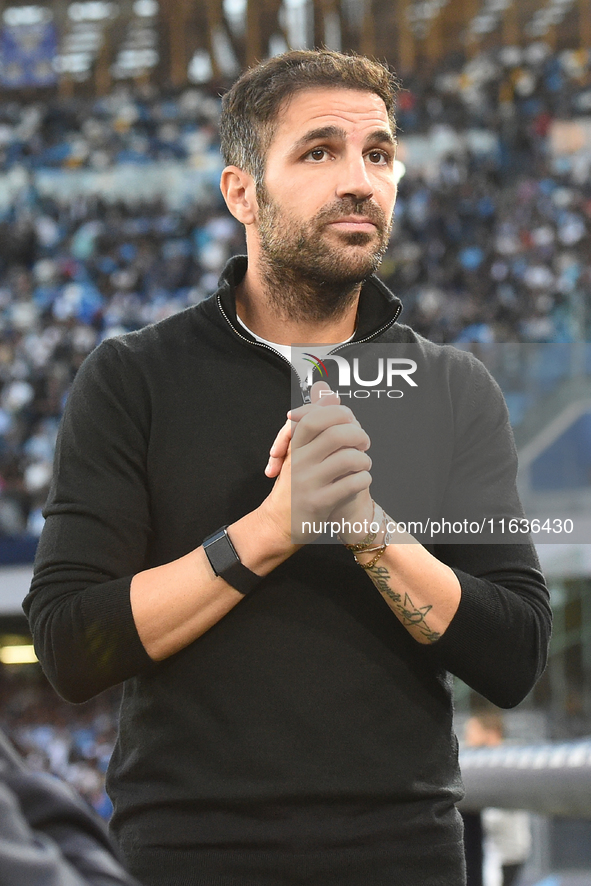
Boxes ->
[254,87,398,288]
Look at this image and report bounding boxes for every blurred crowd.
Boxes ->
[0,85,223,170]
[0,45,591,539]
[390,44,591,343]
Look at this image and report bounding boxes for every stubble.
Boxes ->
[256,185,393,324]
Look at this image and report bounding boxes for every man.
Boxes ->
[0,728,140,886]
[25,50,551,886]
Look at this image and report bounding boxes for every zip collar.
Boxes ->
[209,255,404,403]
[213,255,403,347]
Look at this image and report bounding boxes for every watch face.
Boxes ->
[212,531,239,574]
[203,528,235,576]
[203,527,260,595]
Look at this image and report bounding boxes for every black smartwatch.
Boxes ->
[202,525,261,595]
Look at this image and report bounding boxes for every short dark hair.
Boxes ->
[220,49,399,186]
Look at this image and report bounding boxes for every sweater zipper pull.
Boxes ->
[300,379,311,404]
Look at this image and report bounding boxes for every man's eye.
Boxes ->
[367,150,388,165]
[307,148,328,161]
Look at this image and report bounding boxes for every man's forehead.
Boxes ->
[273,87,392,141]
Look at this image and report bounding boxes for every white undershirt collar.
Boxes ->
[235,314,354,386]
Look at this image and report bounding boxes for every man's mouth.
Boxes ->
[327,216,378,233]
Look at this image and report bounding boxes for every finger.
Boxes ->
[269,385,357,478]
[292,424,369,471]
[310,381,339,406]
[292,406,369,451]
[269,418,292,457]
[265,453,286,478]
[265,387,340,478]
[297,469,374,520]
[308,448,373,487]
[265,427,291,478]
[265,395,322,476]
[289,400,357,428]
[288,383,339,424]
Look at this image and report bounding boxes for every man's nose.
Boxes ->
[335,155,373,201]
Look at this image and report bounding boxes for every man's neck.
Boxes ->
[235,261,360,346]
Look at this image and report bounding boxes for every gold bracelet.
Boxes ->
[342,501,380,551]
[354,543,385,554]
[354,544,387,569]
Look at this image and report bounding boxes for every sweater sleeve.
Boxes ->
[24,340,154,703]
[426,545,551,708]
[425,351,552,708]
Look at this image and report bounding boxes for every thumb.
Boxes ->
[310,381,340,406]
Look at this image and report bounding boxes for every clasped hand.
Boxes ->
[263,383,374,545]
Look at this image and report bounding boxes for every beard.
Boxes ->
[255,185,393,324]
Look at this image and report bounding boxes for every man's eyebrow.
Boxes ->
[365,129,397,147]
[291,125,347,153]
[291,125,396,153]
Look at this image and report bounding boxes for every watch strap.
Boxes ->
[202,525,261,595]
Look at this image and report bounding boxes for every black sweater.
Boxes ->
[25,257,551,886]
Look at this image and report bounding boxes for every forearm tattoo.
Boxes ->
[366,565,441,643]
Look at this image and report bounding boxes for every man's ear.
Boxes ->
[220,166,258,225]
